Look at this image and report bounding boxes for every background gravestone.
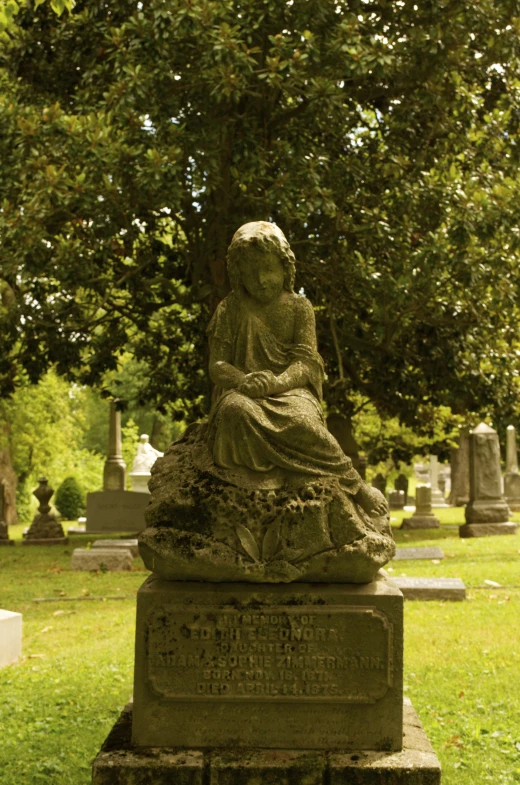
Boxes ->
[388,490,405,510]
[394,474,409,505]
[460,423,517,537]
[371,472,387,496]
[413,462,430,486]
[449,427,470,506]
[400,486,440,530]
[86,403,149,533]
[504,425,520,512]
[429,456,448,508]
[23,477,68,545]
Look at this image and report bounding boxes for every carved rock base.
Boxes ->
[459,522,518,538]
[92,699,441,785]
[132,574,403,751]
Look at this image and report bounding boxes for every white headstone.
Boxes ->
[0,609,22,668]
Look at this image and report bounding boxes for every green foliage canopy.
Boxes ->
[1,0,520,430]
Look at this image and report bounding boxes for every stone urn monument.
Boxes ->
[92,222,441,784]
[23,477,68,546]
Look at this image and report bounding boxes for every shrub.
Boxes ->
[55,476,84,520]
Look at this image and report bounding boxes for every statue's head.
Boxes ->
[227,221,296,295]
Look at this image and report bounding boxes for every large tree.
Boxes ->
[1,0,520,430]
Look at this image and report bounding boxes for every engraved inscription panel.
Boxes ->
[146,605,392,704]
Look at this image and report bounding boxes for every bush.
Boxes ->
[54,476,84,520]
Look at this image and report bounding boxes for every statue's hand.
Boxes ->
[238,370,278,398]
[355,485,389,518]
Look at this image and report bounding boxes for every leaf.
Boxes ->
[235,523,259,562]
[261,522,280,561]
[272,547,304,564]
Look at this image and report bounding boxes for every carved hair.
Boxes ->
[227,221,296,294]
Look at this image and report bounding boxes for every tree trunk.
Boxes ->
[0,424,18,525]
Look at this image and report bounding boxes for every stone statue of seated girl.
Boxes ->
[139,222,395,583]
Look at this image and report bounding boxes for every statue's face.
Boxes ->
[239,247,285,304]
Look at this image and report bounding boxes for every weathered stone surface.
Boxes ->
[92,705,204,785]
[400,487,440,530]
[463,422,517,537]
[86,490,149,533]
[391,577,465,601]
[71,548,133,572]
[393,547,444,562]
[0,609,22,668]
[329,699,441,784]
[93,699,440,785]
[140,222,395,584]
[140,426,395,584]
[132,574,403,751]
[92,539,139,557]
[459,522,518,538]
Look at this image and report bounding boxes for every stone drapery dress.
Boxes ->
[206,292,361,491]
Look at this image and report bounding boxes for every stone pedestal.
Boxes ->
[429,456,448,508]
[461,423,517,538]
[449,428,470,506]
[85,490,149,533]
[132,575,404,752]
[92,699,440,785]
[0,609,22,668]
[129,472,151,494]
[400,486,440,530]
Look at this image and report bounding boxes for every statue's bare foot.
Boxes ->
[355,485,389,517]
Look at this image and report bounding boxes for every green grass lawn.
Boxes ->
[0,513,519,784]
